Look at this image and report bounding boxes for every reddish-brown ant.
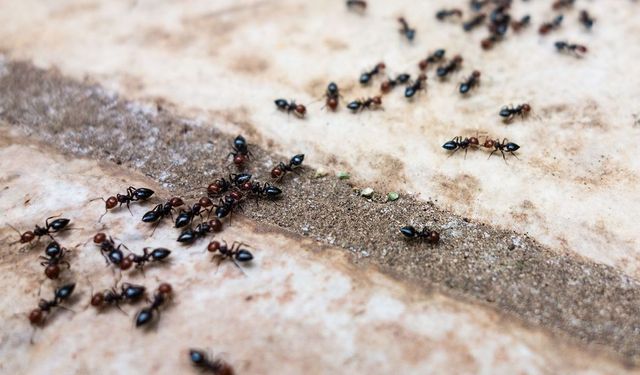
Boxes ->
[227,135,253,167]
[404,74,427,98]
[347,96,382,112]
[579,10,594,30]
[135,282,172,328]
[436,9,463,21]
[324,82,341,110]
[539,15,563,35]
[463,13,486,31]
[207,240,254,274]
[555,41,587,56]
[177,219,223,244]
[40,241,71,280]
[511,15,530,32]
[9,215,70,245]
[552,0,574,10]
[274,99,306,118]
[271,154,305,181]
[398,17,416,41]
[380,74,410,94]
[189,349,235,375]
[29,283,76,327]
[418,49,446,70]
[436,55,463,78]
[95,186,154,221]
[89,278,146,313]
[346,0,366,12]
[359,62,385,85]
[500,103,531,121]
[483,138,521,161]
[459,70,481,94]
[400,226,440,244]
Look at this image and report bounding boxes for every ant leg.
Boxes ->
[150,221,161,237]
[126,201,133,216]
[57,304,76,314]
[44,214,62,228]
[488,150,497,160]
[230,258,247,276]
[511,151,520,160]
[29,326,39,345]
[98,208,108,223]
[115,304,128,316]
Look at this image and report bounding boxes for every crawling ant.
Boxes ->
[552,0,574,10]
[207,240,254,274]
[274,99,306,118]
[177,219,223,244]
[483,138,520,161]
[213,192,245,219]
[539,15,563,35]
[398,17,416,41]
[40,241,71,280]
[346,0,366,12]
[347,96,382,112]
[9,215,71,245]
[95,186,154,221]
[135,282,172,328]
[511,15,531,32]
[555,41,587,56]
[175,199,213,229]
[380,74,410,94]
[499,103,531,121]
[487,6,510,37]
[207,174,252,197]
[463,13,486,32]
[436,55,463,78]
[142,197,184,223]
[481,34,501,50]
[271,154,305,180]
[29,283,76,327]
[324,82,341,110]
[190,349,235,375]
[359,62,385,85]
[227,135,253,167]
[93,232,128,268]
[249,182,283,200]
[442,136,480,158]
[459,70,481,94]
[579,10,594,30]
[418,49,446,70]
[90,279,146,312]
[469,0,488,11]
[400,226,440,244]
[404,74,427,98]
[126,247,171,273]
[436,9,463,21]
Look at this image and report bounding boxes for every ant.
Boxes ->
[207,240,254,274]
[274,99,306,118]
[40,241,71,280]
[175,198,213,229]
[213,192,245,219]
[400,226,440,244]
[555,41,587,56]
[442,136,480,158]
[347,96,382,112]
[539,15,563,35]
[511,15,531,32]
[126,247,171,273]
[189,349,235,375]
[271,154,305,180]
[323,82,341,110]
[359,62,385,85]
[142,197,184,223]
[483,138,520,161]
[29,283,76,327]
[135,282,172,328]
[418,49,446,70]
[95,186,154,221]
[380,74,411,94]
[207,174,252,197]
[459,70,481,94]
[90,279,146,312]
[346,0,366,12]
[398,17,416,41]
[469,0,488,11]
[579,10,594,30]
[227,135,253,167]
[404,74,427,98]
[436,9,463,21]
[463,13,486,32]
[249,182,283,200]
[93,232,128,269]
[552,0,574,10]
[436,55,463,78]
[177,219,223,244]
[9,215,71,245]
[499,103,531,121]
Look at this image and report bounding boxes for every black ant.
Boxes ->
[488,4,510,35]
[126,247,171,273]
[227,135,253,167]
[459,70,481,94]
[539,15,563,35]
[93,232,129,269]
[359,62,385,85]
[40,241,71,280]
[271,154,305,180]
[207,240,254,274]
[436,55,463,78]
[274,99,306,118]
[177,219,223,244]
[380,74,410,94]
[207,174,252,197]
[249,182,283,200]
[95,186,154,221]
[29,283,76,326]
[347,96,382,112]
[400,226,440,244]
[579,10,594,30]
[469,0,488,11]
[436,9,463,21]
[9,215,71,245]
[552,0,574,10]
[511,14,530,32]
[555,41,587,56]
[142,197,184,223]
[135,282,172,328]
[483,138,521,161]
[346,0,366,12]
[175,198,213,229]
[499,103,531,121]
[442,136,480,158]
[90,279,146,312]
[324,82,341,110]
[213,191,245,219]
[463,13,486,31]
[189,349,235,375]
[398,17,416,41]
[404,74,427,98]
[418,49,446,70]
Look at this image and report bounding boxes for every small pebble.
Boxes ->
[337,171,350,180]
[387,192,399,201]
[314,168,328,178]
[360,187,374,197]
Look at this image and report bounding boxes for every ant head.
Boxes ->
[120,257,133,271]
[294,104,306,116]
[469,137,479,146]
[452,55,463,64]
[522,104,531,112]
[90,292,105,307]
[170,197,184,207]
[208,219,223,232]
[29,308,44,325]
[233,154,246,166]
[483,139,495,148]
[376,62,386,70]
[207,241,221,252]
[208,182,223,195]
[327,97,338,110]
[199,197,213,208]
[576,45,588,54]
[241,181,253,191]
[481,38,493,50]
[418,60,428,70]
[372,96,382,105]
[380,80,393,93]
[93,232,107,244]
[20,231,35,243]
[45,265,60,280]
[158,283,172,296]
[229,191,242,201]
[105,196,118,209]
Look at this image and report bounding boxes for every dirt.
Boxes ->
[1,60,640,365]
